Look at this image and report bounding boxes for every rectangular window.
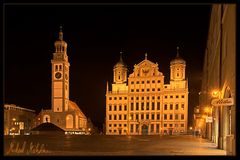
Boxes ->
[165,96,168,99]
[142,81,144,84]
[135,102,139,110]
[124,105,127,111]
[141,89,144,92]
[109,115,112,120]
[146,114,149,119]
[114,124,117,127]
[175,114,178,120]
[152,80,155,83]
[157,88,160,91]
[176,104,179,110]
[55,65,58,71]
[181,114,184,120]
[124,114,127,120]
[114,105,117,111]
[181,124,184,127]
[152,102,155,110]
[152,96,155,100]
[136,97,139,100]
[114,115,117,120]
[59,65,62,71]
[124,97,127,100]
[119,105,122,111]
[169,124,173,127]
[119,124,122,127]
[119,115,122,120]
[147,89,150,92]
[157,96,160,100]
[147,80,150,84]
[182,95,185,98]
[164,114,167,120]
[157,102,160,110]
[131,89,134,92]
[152,88,155,91]
[151,124,154,132]
[109,124,112,127]
[164,104,167,110]
[136,89,139,92]
[130,114,133,120]
[131,103,134,111]
[109,97,112,100]
[109,105,112,111]
[119,97,122,100]
[151,114,155,120]
[142,97,144,100]
[130,124,134,133]
[141,103,144,110]
[164,124,167,127]
[170,95,173,98]
[146,102,149,110]
[170,114,173,120]
[131,97,134,100]
[156,124,160,133]
[136,81,139,84]
[157,80,161,83]
[157,114,160,120]
[141,114,144,120]
[136,124,139,132]
[131,81,134,84]
[147,96,149,100]
[114,97,117,100]
[136,114,139,120]
[176,95,179,98]
[181,104,184,110]
[170,104,173,110]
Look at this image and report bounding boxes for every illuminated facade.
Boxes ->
[4,104,36,135]
[37,27,87,133]
[106,50,188,135]
[199,4,236,155]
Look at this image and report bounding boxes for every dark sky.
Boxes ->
[4,4,211,129]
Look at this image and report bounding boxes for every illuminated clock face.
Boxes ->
[55,72,62,79]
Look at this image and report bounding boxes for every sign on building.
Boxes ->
[206,117,213,123]
[211,98,234,107]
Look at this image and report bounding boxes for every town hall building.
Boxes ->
[106,48,188,135]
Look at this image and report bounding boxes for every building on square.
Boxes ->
[106,49,188,135]
[36,27,87,134]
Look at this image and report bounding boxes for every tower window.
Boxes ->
[55,65,58,71]
[59,65,62,71]
[177,73,179,76]
[118,76,120,80]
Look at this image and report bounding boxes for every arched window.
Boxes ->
[43,115,50,123]
[66,114,73,128]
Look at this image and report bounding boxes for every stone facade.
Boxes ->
[106,50,188,135]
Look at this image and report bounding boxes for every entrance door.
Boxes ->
[141,124,148,135]
[169,128,173,135]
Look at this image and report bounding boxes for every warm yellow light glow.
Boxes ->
[212,90,220,98]
[12,118,16,121]
[38,118,40,120]
[202,115,207,119]
[129,116,132,120]
[88,128,91,131]
[189,127,192,130]
[204,107,210,113]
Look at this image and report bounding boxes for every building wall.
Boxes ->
[4,104,36,135]
[106,56,188,135]
[200,4,236,154]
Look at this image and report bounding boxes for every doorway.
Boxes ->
[141,124,148,135]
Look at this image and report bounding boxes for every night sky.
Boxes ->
[4,4,211,129]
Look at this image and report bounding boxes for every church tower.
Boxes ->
[170,47,186,81]
[51,26,70,112]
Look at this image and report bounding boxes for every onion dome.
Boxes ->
[114,52,127,68]
[170,46,186,65]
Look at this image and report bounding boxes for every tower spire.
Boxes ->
[59,26,63,40]
[120,51,123,62]
[145,52,148,60]
[176,46,180,58]
[106,81,109,93]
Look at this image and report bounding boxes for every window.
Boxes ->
[156,124,160,133]
[181,114,184,120]
[152,96,155,100]
[109,105,112,111]
[164,104,167,110]
[170,104,173,110]
[119,115,122,120]
[109,124,112,127]
[157,96,160,100]
[131,81,134,84]
[136,97,139,100]
[124,124,127,127]
[164,114,167,120]
[119,124,122,127]
[114,105,117,111]
[151,124,154,132]
[169,124,173,127]
[175,114,178,120]
[131,97,134,100]
[170,114,173,120]
[152,102,155,110]
[141,114,144,120]
[130,124,134,133]
[157,80,160,83]
[176,95,179,98]
[114,115,117,120]
[147,89,150,92]
[175,124,178,127]
[114,130,116,132]
[136,124,139,132]
[157,102,160,110]
[157,88,160,91]
[152,80,155,83]
[59,65,62,71]
[136,89,139,92]
[164,124,167,127]
[119,105,122,111]
[146,102,149,110]
[152,88,155,91]
[136,114,139,120]
[151,114,155,120]
[165,96,167,99]
[131,89,134,92]
[131,103,134,111]
[142,81,144,84]
[141,89,144,92]
[109,97,112,100]
[109,115,112,120]
[55,65,58,71]
[114,124,117,127]
[157,114,160,120]
[147,80,150,84]
[146,114,149,119]
[136,103,139,110]
[109,130,112,133]
[114,97,117,100]
[124,97,127,100]
[124,115,127,120]
[181,124,184,127]
[142,97,144,100]
[170,95,173,98]
[182,95,185,98]
[124,105,127,111]
[175,104,179,110]
[147,96,149,100]
[136,81,139,84]
[181,104,184,110]
[141,103,144,110]
[119,97,122,100]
